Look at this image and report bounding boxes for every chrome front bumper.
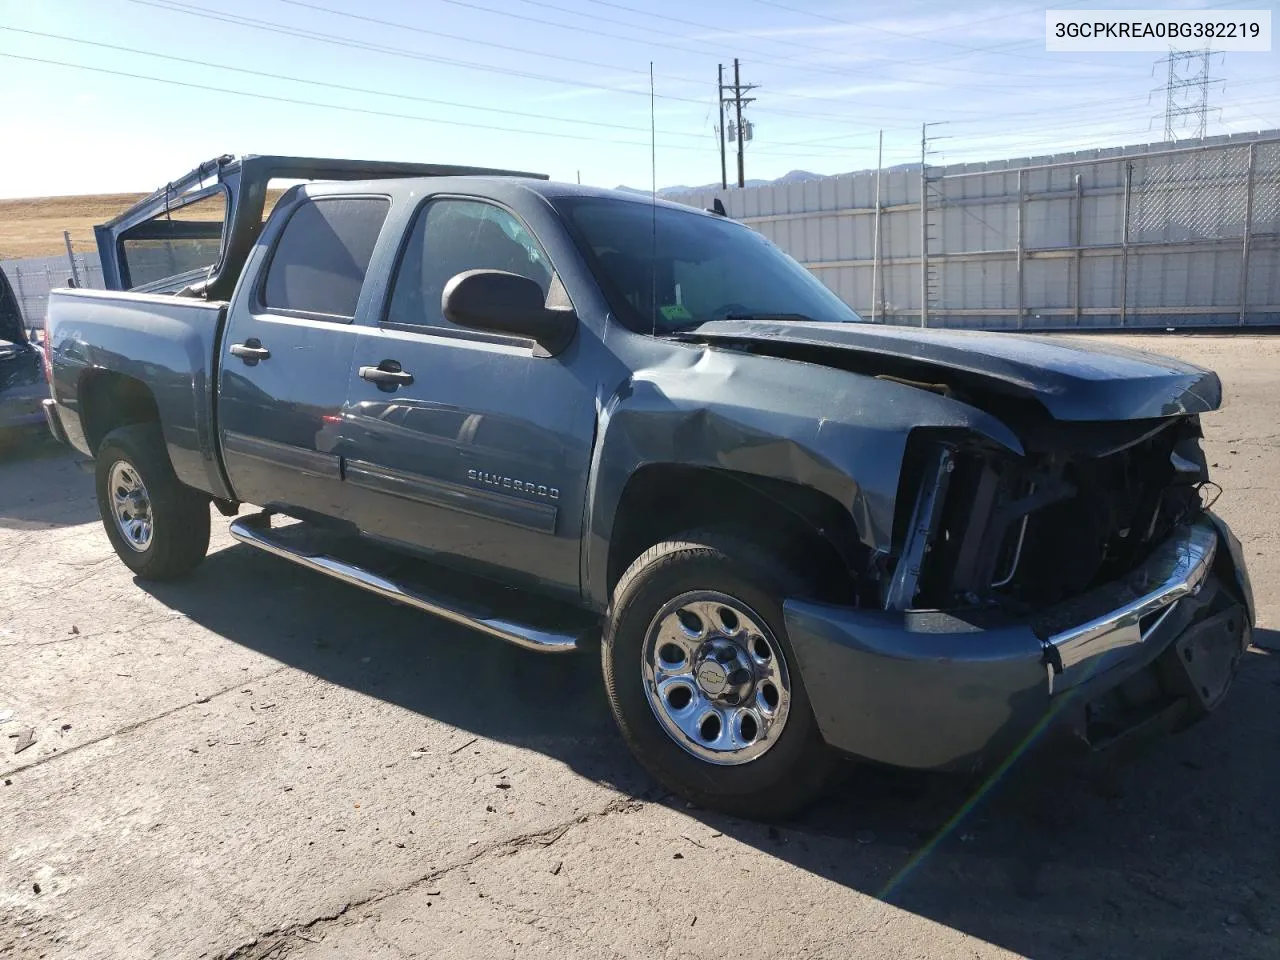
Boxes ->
[1043,520,1219,694]
[783,514,1252,771]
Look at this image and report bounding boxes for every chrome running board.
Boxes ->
[228,513,581,653]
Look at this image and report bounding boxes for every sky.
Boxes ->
[0,0,1276,198]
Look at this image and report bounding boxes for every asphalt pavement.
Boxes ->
[2,334,1278,960]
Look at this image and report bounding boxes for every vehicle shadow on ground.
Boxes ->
[0,443,98,530]
[140,545,1280,960]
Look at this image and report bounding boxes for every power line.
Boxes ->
[0,27,711,141]
[128,0,1096,140]
[0,52,687,151]
[129,0,710,105]
[264,0,705,91]
[393,0,1128,93]
[270,0,1119,131]
[139,0,1147,133]
[0,51,869,166]
[759,72,1280,150]
[919,104,1280,162]
[749,91,1280,164]
[579,0,1117,84]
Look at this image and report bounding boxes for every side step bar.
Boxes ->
[228,513,581,653]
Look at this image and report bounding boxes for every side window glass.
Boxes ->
[386,199,552,329]
[121,190,227,291]
[262,197,390,319]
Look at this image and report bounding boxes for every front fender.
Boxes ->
[581,345,1022,609]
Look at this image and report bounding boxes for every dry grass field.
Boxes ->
[0,190,287,261]
[0,194,147,260]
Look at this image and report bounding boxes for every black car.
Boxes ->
[0,265,48,448]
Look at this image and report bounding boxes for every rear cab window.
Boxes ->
[260,196,390,320]
[120,189,228,292]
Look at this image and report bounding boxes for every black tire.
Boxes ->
[602,533,831,820]
[95,424,210,580]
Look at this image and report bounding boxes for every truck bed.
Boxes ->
[45,287,232,500]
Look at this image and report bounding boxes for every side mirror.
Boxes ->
[442,269,576,357]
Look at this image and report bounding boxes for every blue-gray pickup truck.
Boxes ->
[42,154,1255,817]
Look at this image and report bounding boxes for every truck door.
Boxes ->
[218,194,391,516]
[341,196,595,599]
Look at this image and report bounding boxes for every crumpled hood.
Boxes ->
[679,320,1221,421]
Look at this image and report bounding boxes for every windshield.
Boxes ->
[553,197,862,333]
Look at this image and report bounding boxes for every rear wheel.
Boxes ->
[602,533,830,819]
[95,424,210,580]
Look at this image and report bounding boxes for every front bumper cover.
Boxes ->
[783,514,1253,771]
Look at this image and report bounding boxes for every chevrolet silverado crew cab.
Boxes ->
[43,155,1254,818]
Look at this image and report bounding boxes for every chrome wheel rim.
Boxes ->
[642,590,791,766]
[108,460,153,552]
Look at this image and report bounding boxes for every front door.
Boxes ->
[342,196,595,598]
[218,194,391,516]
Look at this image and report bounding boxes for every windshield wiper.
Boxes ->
[721,312,820,323]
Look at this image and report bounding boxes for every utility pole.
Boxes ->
[871,130,883,322]
[919,121,950,328]
[733,59,747,189]
[62,231,82,288]
[1155,48,1222,141]
[919,123,928,327]
[719,58,757,188]
[717,64,727,190]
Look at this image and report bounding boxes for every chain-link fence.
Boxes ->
[1,253,105,328]
[924,135,1280,329]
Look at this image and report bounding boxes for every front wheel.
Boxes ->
[602,534,830,819]
[95,424,210,580]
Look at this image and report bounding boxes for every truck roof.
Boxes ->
[95,155,720,299]
[296,175,719,218]
[96,155,551,298]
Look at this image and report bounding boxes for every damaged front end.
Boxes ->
[890,414,1214,615]
[782,410,1255,773]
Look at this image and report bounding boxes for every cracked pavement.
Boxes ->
[2,334,1279,959]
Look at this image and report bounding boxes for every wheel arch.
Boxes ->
[78,370,162,457]
[597,463,869,609]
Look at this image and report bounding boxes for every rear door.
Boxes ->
[341,195,596,597]
[217,193,390,515]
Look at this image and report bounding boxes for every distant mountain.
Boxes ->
[618,164,922,197]
[617,169,824,196]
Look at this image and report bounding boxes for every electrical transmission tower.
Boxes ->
[718,59,757,188]
[1156,49,1222,141]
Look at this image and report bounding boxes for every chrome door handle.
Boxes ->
[229,340,271,364]
[359,361,414,390]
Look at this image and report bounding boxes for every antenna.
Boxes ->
[650,60,657,337]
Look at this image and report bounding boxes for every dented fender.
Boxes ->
[581,342,1023,609]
